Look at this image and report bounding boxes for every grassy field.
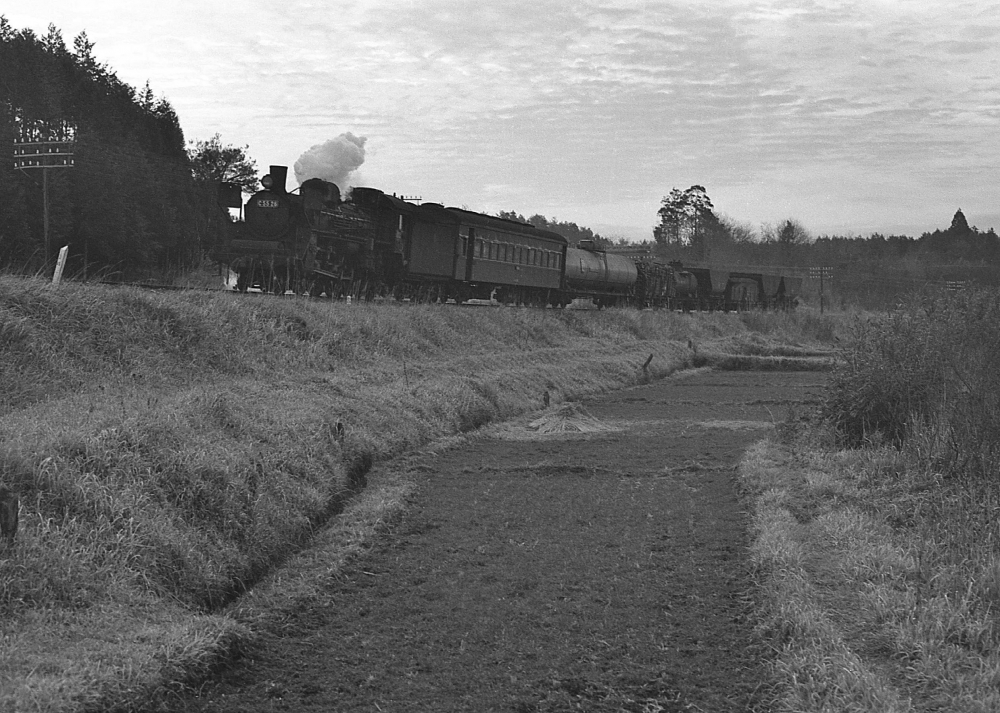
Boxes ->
[0,276,840,712]
[740,289,1000,712]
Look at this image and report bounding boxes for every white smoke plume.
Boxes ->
[293,132,367,188]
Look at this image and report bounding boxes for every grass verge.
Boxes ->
[740,431,1000,712]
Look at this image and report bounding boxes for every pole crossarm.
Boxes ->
[808,266,833,314]
[13,140,75,169]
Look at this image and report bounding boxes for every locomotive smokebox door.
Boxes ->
[245,192,291,239]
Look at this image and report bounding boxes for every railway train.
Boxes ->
[213,166,801,311]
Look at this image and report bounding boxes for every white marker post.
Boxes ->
[52,245,69,285]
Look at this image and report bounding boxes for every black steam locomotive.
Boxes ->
[213,166,801,310]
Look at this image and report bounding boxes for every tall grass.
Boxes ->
[746,288,1000,711]
[826,289,1000,474]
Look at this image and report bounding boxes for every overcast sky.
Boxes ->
[7,1,1000,241]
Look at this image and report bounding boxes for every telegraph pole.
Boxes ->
[809,266,833,314]
[13,122,76,267]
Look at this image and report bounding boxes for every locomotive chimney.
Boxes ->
[269,165,288,194]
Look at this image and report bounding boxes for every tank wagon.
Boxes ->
[563,241,638,308]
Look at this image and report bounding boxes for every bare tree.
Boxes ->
[777,218,812,245]
[720,215,757,243]
[761,219,811,245]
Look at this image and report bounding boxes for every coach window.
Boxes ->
[477,239,484,258]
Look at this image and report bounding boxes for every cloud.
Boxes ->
[292,133,367,188]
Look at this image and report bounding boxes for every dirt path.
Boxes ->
[164,369,824,712]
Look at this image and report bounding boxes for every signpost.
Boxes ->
[12,120,76,267]
[809,266,833,314]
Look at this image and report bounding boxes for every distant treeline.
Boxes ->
[0,19,219,280]
[634,186,1000,310]
[658,209,1000,309]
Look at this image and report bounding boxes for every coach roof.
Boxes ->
[443,207,568,246]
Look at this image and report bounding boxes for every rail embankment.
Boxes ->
[0,275,839,712]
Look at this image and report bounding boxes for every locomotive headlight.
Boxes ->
[261,174,274,190]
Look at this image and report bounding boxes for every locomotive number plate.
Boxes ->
[257,199,280,208]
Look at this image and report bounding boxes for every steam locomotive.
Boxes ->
[213,166,801,310]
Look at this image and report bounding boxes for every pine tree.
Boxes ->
[949,208,971,236]
[653,185,717,251]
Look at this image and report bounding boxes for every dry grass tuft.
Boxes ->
[526,402,619,434]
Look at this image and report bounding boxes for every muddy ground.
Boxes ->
[161,369,825,712]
